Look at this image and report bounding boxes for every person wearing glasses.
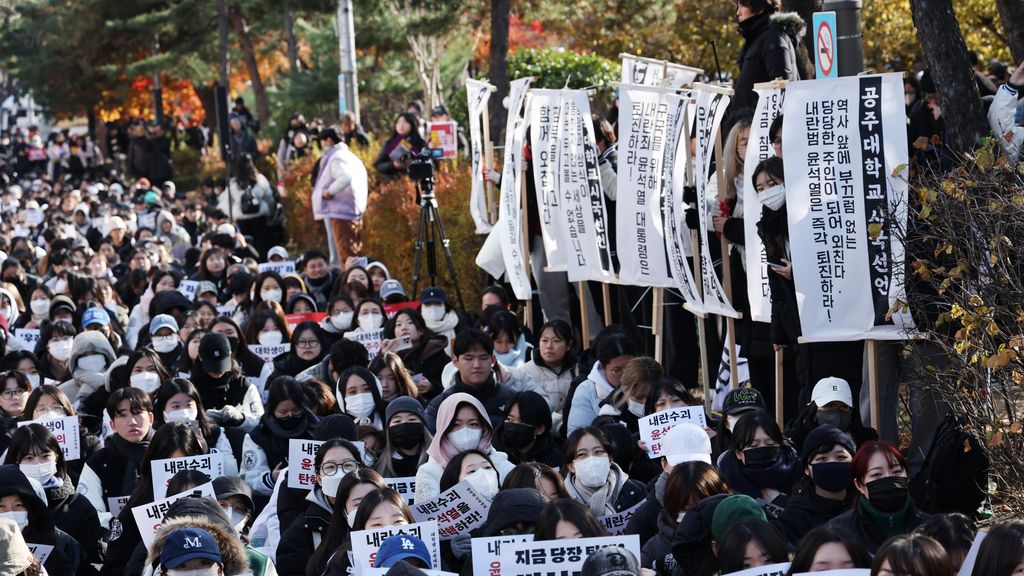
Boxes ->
[240,376,319,496]
[0,370,31,455]
[277,439,369,576]
[266,321,328,384]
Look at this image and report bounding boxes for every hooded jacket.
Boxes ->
[624,474,665,545]
[240,411,317,495]
[0,465,82,576]
[45,476,106,575]
[670,493,730,576]
[144,514,250,575]
[59,331,116,404]
[424,374,514,434]
[771,485,851,545]
[416,393,515,502]
[567,363,614,434]
[990,84,1024,163]
[457,488,547,576]
[276,487,333,576]
[641,509,681,576]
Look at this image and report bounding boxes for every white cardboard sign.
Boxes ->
[133,482,216,548]
[19,415,80,460]
[150,454,224,499]
[411,479,491,540]
[351,521,441,575]
[638,406,707,458]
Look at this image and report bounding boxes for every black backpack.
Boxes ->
[910,413,989,518]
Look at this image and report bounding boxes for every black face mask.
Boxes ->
[865,476,909,512]
[742,445,781,469]
[501,422,537,450]
[388,422,424,450]
[277,414,304,431]
[226,336,240,353]
[816,409,851,431]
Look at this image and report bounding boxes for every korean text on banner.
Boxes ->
[529,90,568,271]
[428,121,459,159]
[134,482,216,548]
[411,479,491,540]
[287,439,325,489]
[26,543,53,564]
[616,86,673,287]
[722,562,791,576]
[258,260,296,275]
[743,87,785,323]
[503,535,642,576]
[471,535,534,576]
[621,55,699,89]
[151,454,224,499]
[344,328,385,359]
[597,501,643,535]
[663,93,705,312]
[19,415,80,460]
[466,78,495,234]
[351,521,441,575]
[248,343,290,363]
[782,73,914,341]
[694,86,740,318]
[385,477,417,503]
[558,90,616,282]
[498,77,533,301]
[639,406,708,458]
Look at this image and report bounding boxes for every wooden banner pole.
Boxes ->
[578,283,591,350]
[602,283,612,327]
[520,165,534,332]
[653,287,664,362]
[692,229,712,412]
[867,339,880,430]
[774,348,784,426]
[715,127,740,388]
[480,104,498,225]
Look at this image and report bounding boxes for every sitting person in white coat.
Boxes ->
[566,332,637,434]
[414,392,515,503]
[989,60,1024,163]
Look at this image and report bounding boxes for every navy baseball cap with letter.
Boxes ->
[82,307,111,329]
[160,527,221,569]
[419,287,447,305]
[374,534,432,568]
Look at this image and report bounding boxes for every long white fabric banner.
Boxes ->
[498,77,533,300]
[616,85,673,287]
[529,89,568,271]
[694,86,741,318]
[782,73,915,341]
[621,54,700,89]
[662,93,706,312]
[557,89,616,282]
[743,87,785,323]
[466,79,495,234]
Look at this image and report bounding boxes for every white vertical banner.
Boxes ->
[466,79,495,234]
[782,73,915,341]
[529,89,568,271]
[743,87,785,323]
[621,54,701,89]
[498,77,533,300]
[694,86,741,318]
[663,94,705,311]
[558,89,616,282]
[616,85,674,287]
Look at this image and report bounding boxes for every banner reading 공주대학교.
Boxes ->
[782,73,915,342]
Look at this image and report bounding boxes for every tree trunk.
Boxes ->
[194,81,218,128]
[489,0,510,143]
[996,0,1024,64]
[910,0,988,153]
[285,10,299,73]
[228,8,271,127]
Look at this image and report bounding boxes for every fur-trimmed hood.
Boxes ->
[145,515,249,575]
[771,11,806,40]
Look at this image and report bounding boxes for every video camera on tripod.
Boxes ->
[406,147,444,186]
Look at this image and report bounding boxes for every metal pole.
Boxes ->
[823,0,865,76]
[152,35,164,124]
[337,0,361,124]
[217,0,231,164]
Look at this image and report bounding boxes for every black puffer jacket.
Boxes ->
[276,490,333,576]
[732,11,800,114]
[0,465,83,576]
[641,510,680,576]
[671,493,730,576]
[771,484,851,545]
[624,474,662,544]
[46,478,105,576]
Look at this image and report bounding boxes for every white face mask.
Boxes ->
[164,407,199,423]
[30,299,50,317]
[258,330,283,346]
[330,311,354,331]
[35,409,64,421]
[77,354,107,373]
[463,468,499,500]
[758,183,786,211]
[48,340,73,362]
[357,313,382,332]
[26,374,41,390]
[573,455,611,488]
[152,335,179,354]
[130,371,161,394]
[421,305,445,322]
[346,508,358,529]
[167,568,220,576]
[447,427,483,452]
[20,460,58,484]
[261,289,283,303]
[220,504,248,532]
[344,392,375,419]
[321,473,344,498]
[0,511,28,531]
[627,400,646,418]
[53,278,67,295]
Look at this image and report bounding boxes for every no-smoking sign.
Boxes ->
[813,11,838,79]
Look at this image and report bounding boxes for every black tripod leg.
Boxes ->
[430,202,467,312]
[411,199,430,296]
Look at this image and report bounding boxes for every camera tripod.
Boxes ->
[411,174,466,312]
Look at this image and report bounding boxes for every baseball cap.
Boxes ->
[580,547,641,576]
[810,377,853,408]
[380,279,405,300]
[374,534,432,568]
[662,423,713,466]
[216,223,236,236]
[160,527,221,570]
[108,216,127,232]
[196,281,219,298]
[722,387,766,416]
[150,314,179,335]
[81,307,111,328]
[213,475,255,515]
[419,287,447,305]
[199,333,232,373]
[49,296,76,318]
[711,495,767,541]
[267,246,289,261]
[143,190,160,205]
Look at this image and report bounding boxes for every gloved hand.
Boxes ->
[682,185,698,204]
[450,534,473,559]
[685,208,700,230]
[207,405,245,427]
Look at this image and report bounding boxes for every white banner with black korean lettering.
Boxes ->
[151,454,224,499]
[616,85,673,287]
[621,54,700,89]
[782,73,914,341]
[471,534,534,576]
[411,478,491,540]
[503,535,642,576]
[351,521,441,575]
[19,415,80,460]
[467,78,496,234]
[557,89,616,282]
[499,77,533,300]
[662,93,705,312]
[694,86,740,318]
[743,87,785,323]
[529,89,568,271]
